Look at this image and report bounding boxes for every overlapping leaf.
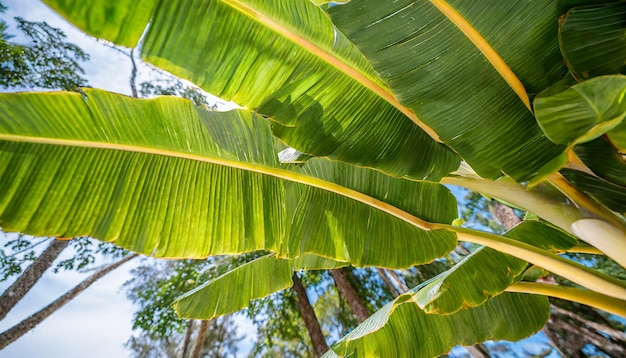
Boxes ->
[561,169,626,214]
[328,0,568,181]
[559,1,626,81]
[324,292,549,358]
[173,253,347,320]
[44,0,460,181]
[534,75,626,146]
[286,159,457,267]
[574,138,626,187]
[0,90,284,257]
[0,90,457,264]
[410,221,577,315]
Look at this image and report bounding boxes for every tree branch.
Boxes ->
[0,254,137,349]
[0,238,69,321]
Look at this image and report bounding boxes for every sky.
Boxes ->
[0,1,252,357]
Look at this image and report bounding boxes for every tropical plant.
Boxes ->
[0,0,625,356]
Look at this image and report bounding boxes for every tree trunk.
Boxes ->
[376,268,400,298]
[0,238,69,321]
[330,268,370,322]
[543,305,626,357]
[180,320,195,358]
[190,320,209,358]
[384,269,409,293]
[465,344,491,358]
[0,254,137,349]
[129,48,138,98]
[292,272,329,357]
[490,201,521,231]
[550,305,626,343]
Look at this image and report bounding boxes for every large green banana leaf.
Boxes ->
[44,0,460,182]
[533,75,626,146]
[324,291,549,358]
[173,220,577,320]
[412,221,578,315]
[0,89,457,264]
[173,253,347,320]
[327,0,568,181]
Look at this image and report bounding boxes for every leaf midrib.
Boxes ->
[220,0,442,142]
[0,133,435,231]
[428,0,531,111]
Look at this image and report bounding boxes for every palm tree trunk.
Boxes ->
[180,319,195,358]
[0,238,69,321]
[330,268,370,322]
[292,272,329,357]
[190,320,209,358]
[0,254,137,349]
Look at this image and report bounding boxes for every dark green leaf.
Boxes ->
[534,75,626,145]
[559,1,626,81]
[328,0,568,181]
[561,168,626,214]
[574,137,626,186]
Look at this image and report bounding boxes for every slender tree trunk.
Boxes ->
[465,344,491,358]
[0,254,137,349]
[180,319,195,358]
[376,268,400,298]
[190,320,209,358]
[129,48,138,98]
[292,272,329,357]
[384,269,409,293]
[0,239,69,321]
[330,268,370,322]
[490,201,522,230]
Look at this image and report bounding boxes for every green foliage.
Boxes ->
[139,79,212,109]
[0,14,89,91]
[0,234,39,281]
[246,277,315,357]
[125,259,212,337]
[559,2,626,81]
[123,257,246,357]
[0,235,127,281]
